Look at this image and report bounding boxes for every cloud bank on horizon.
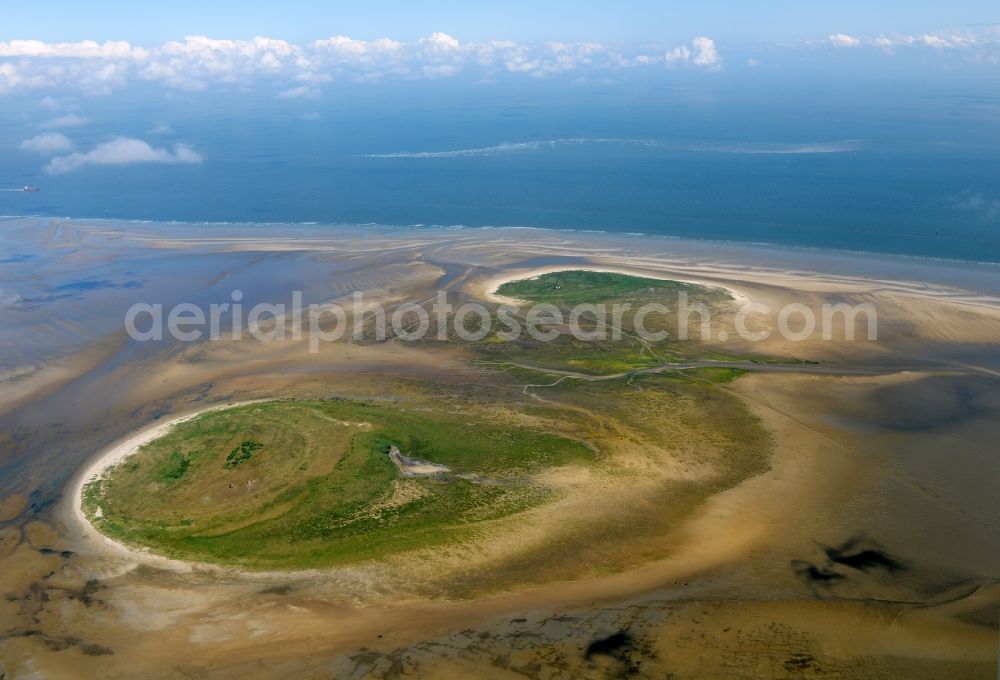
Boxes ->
[0,33,720,95]
[1,27,996,96]
[826,30,993,50]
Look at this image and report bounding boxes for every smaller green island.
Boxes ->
[484,269,745,377]
[495,269,726,306]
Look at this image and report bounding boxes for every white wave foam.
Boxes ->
[705,141,859,154]
[365,138,861,158]
[364,138,628,158]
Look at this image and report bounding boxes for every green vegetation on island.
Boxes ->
[496,269,728,306]
[477,270,762,377]
[83,400,593,569]
[225,440,263,469]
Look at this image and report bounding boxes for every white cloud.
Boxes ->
[277,85,318,99]
[313,35,369,54]
[44,137,203,174]
[421,32,461,51]
[666,37,722,69]
[496,41,608,77]
[39,114,87,129]
[19,132,74,154]
[0,39,148,60]
[0,33,732,94]
[822,30,987,51]
[421,63,462,78]
[137,35,308,91]
[2,27,992,96]
[691,37,721,67]
[918,34,959,49]
[828,34,861,48]
[665,45,692,64]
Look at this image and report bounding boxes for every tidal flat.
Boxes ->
[1,217,999,678]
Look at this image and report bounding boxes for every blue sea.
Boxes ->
[2,74,999,262]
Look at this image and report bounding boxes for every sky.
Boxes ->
[1,0,999,45]
[2,6,998,100]
[1,1,998,186]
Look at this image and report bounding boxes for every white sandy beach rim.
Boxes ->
[63,400,307,576]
